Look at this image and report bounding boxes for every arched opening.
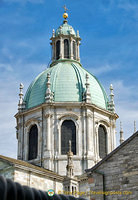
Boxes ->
[28,125,38,160]
[56,40,60,60]
[73,41,76,60]
[64,39,69,58]
[61,120,76,155]
[98,125,107,159]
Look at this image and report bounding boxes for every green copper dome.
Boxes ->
[24,60,109,110]
[55,23,76,36]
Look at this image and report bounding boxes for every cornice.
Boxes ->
[15,102,119,120]
[14,164,64,182]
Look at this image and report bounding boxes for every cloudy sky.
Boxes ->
[0,0,138,158]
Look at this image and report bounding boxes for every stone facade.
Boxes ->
[0,155,88,197]
[86,131,138,200]
[0,155,64,193]
[15,102,117,176]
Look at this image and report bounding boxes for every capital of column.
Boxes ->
[44,113,53,118]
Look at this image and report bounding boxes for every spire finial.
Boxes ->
[108,84,115,113]
[18,83,25,111]
[77,30,80,37]
[52,29,55,37]
[19,83,24,104]
[45,73,53,102]
[63,5,68,21]
[134,120,136,133]
[84,73,91,103]
[63,5,68,12]
[120,121,124,144]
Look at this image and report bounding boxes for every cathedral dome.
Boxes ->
[55,23,76,36]
[23,60,109,110]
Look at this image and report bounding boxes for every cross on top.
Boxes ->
[63,5,68,12]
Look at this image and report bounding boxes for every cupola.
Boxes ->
[50,7,81,62]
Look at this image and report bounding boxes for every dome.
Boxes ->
[55,23,76,36]
[24,60,109,110]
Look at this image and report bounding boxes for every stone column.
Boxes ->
[75,41,77,60]
[82,108,86,155]
[106,126,109,154]
[95,122,99,161]
[42,114,47,167]
[112,120,116,149]
[86,112,95,168]
[46,114,51,151]
[22,116,25,160]
[60,37,63,59]
[38,121,42,161]
[17,131,22,160]
[70,38,73,59]
[83,107,87,169]
[52,41,55,61]
[16,117,23,160]
[54,41,56,60]
[77,41,80,62]
[43,113,51,169]
[86,114,90,154]
[24,126,28,161]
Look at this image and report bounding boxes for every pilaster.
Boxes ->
[70,38,73,59]
[77,40,80,62]
[60,37,63,59]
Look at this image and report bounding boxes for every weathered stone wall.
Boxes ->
[0,161,14,180]
[14,168,63,193]
[79,179,90,200]
[17,103,116,176]
[88,134,138,200]
[0,160,63,193]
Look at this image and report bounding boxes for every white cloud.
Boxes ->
[0,60,47,158]
[0,63,13,72]
[111,80,138,145]
[113,80,135,100]
[118,1,138,20]
[90,64,114,75]
[118,1,138,10]
[0,77,18,158]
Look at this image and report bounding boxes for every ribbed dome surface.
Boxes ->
[55,23,76,36]
[24,60,109,110]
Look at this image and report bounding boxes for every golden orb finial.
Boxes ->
[63,12,68,19]
[63,5,68,19]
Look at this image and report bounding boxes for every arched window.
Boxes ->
[28,125,38,160]
[61,120,76,155]
[98,125,107,159]
[56,40,60,60]
[73,41,76,60]
[64,39,69,58]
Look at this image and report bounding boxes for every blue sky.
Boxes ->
[0,0,138,158]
